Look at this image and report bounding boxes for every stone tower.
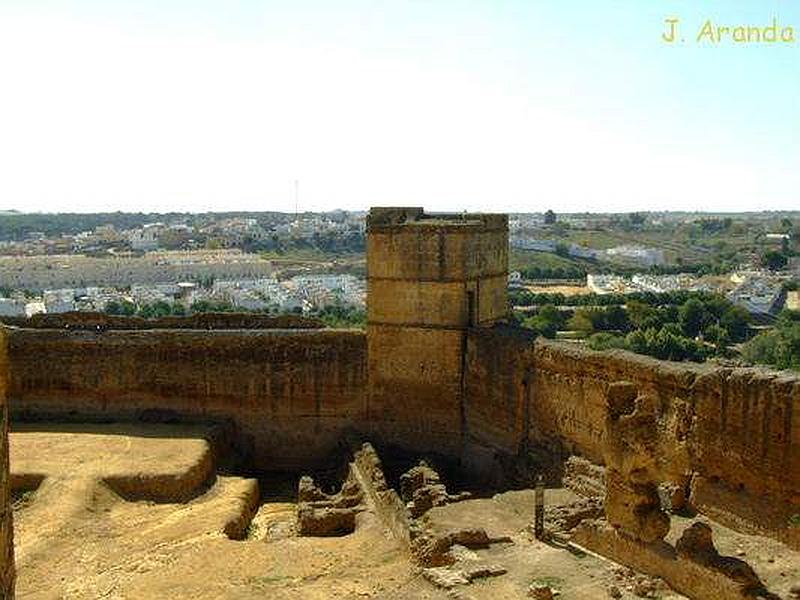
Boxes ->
[366,207,508,455]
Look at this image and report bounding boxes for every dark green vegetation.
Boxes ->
[105,299,365,328]
[511,289,735,308]
[742,310,800,371]
[510,250,588,280]
[516,291,751,363]
[762,249,789,271]
[315,304,366,328]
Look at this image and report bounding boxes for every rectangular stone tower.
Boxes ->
[366,207,508,454]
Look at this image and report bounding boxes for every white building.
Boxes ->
[43,289,76,313]
[25,301,46,317]
[128,224,163,251]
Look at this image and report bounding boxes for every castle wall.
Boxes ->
[0,327,14,598]
[464,332,800,541]
[6,328,367,471]
[367,325,465,452]
[463,327,534,457]
[4,322,799,544]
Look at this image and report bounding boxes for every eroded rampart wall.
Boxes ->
[7,328,366,471]
[0,327,14,598]
[5,325,798,543]
[465,331,800,542]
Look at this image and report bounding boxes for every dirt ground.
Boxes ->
[8,425,800,599]
[522,284,592,296]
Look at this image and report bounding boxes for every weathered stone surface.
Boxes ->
[400,461,471,518]
[367,208,509,455]
[545,496,604,533]
[562,455,606,498]
[422,563,506,589]
[605,471,670,543]
[461,563,506,581]
[297,475,329,503]
[675,522,717,560]
[350,443,414,547]
[1,311,323,331]
[527,584,553,599]
[7,328,367,472]
[296,505,357,537]
[675,522,765,593]
[465,331,800,546]
[296,465,365,537]
[411,527,511,567]
[573,520,775,600]
[422,567,470,589]
[603,385,670,543]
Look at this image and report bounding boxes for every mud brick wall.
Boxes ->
[463,326,535,457]
[0,327,14,599]
[351,443,411,548]
[6,328,367,471]
[464,332,800,542]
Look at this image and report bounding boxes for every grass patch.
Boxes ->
[510,249,590,273]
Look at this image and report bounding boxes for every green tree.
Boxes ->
[627,300,661,330]
[626,326,707,362]
[742,316,800,371]
[138,301,173,319]
[586,333,627,351]
[719,305,750,342]
[317,303,366,328]
[104,299,135,316]
[190,299,235,313]
[679,298,709,338]
[603,305,630,332]
[544,209,557,225]
[762,250,788,271]
[523,304,564,339]
[704,324,730,353]
[567,309,595,336]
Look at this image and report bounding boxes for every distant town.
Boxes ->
[0,209,798,370]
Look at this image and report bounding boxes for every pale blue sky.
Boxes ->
[0,1,797,213]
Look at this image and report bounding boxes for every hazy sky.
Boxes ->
[1,1,798,214]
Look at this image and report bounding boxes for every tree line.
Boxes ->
[105,299,365,328]
[518,292,751,363]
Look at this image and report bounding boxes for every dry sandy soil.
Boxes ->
[522,285,592,296]
[8,424,800,599]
